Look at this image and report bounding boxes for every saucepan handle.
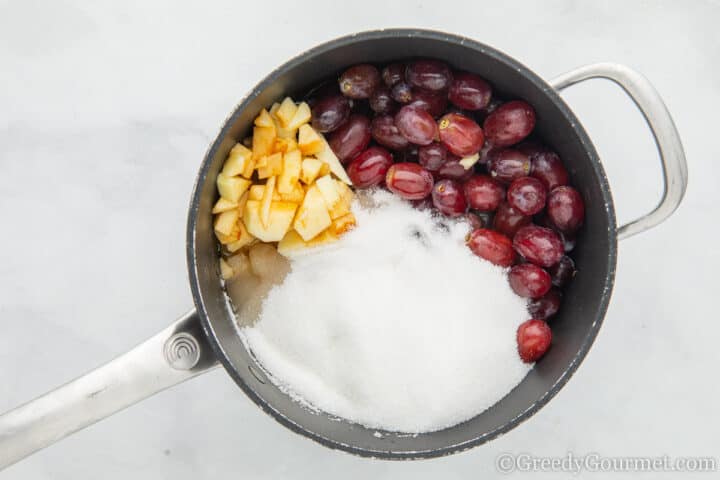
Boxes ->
[549,63,688,240]
[0,309,219,470]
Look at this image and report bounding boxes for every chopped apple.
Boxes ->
[248,184,281,201]
[222,144,253,178]
[459,152,480,170]
[330,212,357,235]
[314,175,353,219]
[252,126,276,160]
[285,102,311,130]
[220,258,235,280]
[269,102,281,116]
[300,158,323,184]
[236,191,249,217]
[226,221,255,252]
[276,97,298,127]
[261,176,276,228]
[216,173,251,203]
[243,200,297,242]
[273,137,299,154]
[279,181,305,202]
[257,152,283,179]
[212,197,238,214]
[293,184,332,241]
[278,229,339,257]
[254,108,275,128]
[278,150,301,194]
[298,124,323,155]
[214,209,240,236]
[315,132,352,185]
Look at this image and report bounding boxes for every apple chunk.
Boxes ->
[214,209,240,236]
[212,197,238,214]
[278,150,301,194]
[243,200,297,242]
[300,158,323,185]
[252,126,276,160]
[276,97,298,128]
[217,173,251,203]
[285,102,311,130]
[277,229,339,258]
[298,124,323,155]
[293,184,332,241]
[222,144,253,178]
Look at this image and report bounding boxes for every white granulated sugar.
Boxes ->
[239,190,531,433]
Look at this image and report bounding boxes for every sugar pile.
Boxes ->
[239,190,531,433]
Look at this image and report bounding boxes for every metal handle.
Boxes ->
[0,309,219,470]
[549,63,688,240]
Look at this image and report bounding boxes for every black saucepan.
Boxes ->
[0,29,687,468]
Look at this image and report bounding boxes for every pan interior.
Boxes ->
[188,29,617,459]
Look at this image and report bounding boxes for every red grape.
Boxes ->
[395,106,438,146]
[513,225,564,267]
[437,155,473,181]
[391,82,413,103]
[347,146,394,188]
[386,162,434,200]
[528,288,561,319]
[339,64,381,99]
[508,263,552,299]
[369,86,396,115]
[448,72,492,110]
[466,228,515,267]
[311,94,350,133]
[484,100,536,146]
[549,255,576,287]
[463,212,486,230]
[418,142,448,172]
[528,148,569,190]
[371,115,409,150]
[406,59,452,91]
[327,114,371,163]
[547,186,585,233]
[408,88,447,117]
[438,113,485,157]
[493,202,532,237]
[382,63,404,87]
[507,177,547,215]
[517,319,552,363]
[431,179,467,217]
[463,175,505,211]
[487,148,531,184]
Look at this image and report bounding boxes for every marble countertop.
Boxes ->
[1,1,717,478]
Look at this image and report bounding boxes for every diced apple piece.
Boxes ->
[286,102,311,130]
[254,109,274,128]
[298,124,323,155]
[257,152,283,179]
[223,143,253,178]
[459,152,480,170]
[226,221,255,252]
[293,184,332,241]
[269,102,281,117]
[220,258,235,280]
[315,175,353,219]
[214,209,240,236]
[315,133,352,185]
[331,180,354,220]
[212,197,238,214]
[315,174,341,208]
[279,181,305,203]
[243,200,298,242]
[273,137,299,153]
[276,97,298,127]
[331,213,357,236]
[249,184,281,201]
[278,150,301,194]
[300,158,323,185]
[278,229,339,258]
[252,126,275,160]
[261,176,276,228]
[217,173,251,203]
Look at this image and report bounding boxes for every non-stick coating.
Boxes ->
[187,29,617,459]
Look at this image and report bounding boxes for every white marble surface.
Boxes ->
[1,1,718,478]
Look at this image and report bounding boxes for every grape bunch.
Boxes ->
[307,59,586,363]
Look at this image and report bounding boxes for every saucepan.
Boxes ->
[0,29,687,468]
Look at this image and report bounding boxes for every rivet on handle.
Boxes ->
[163,333,201,370]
